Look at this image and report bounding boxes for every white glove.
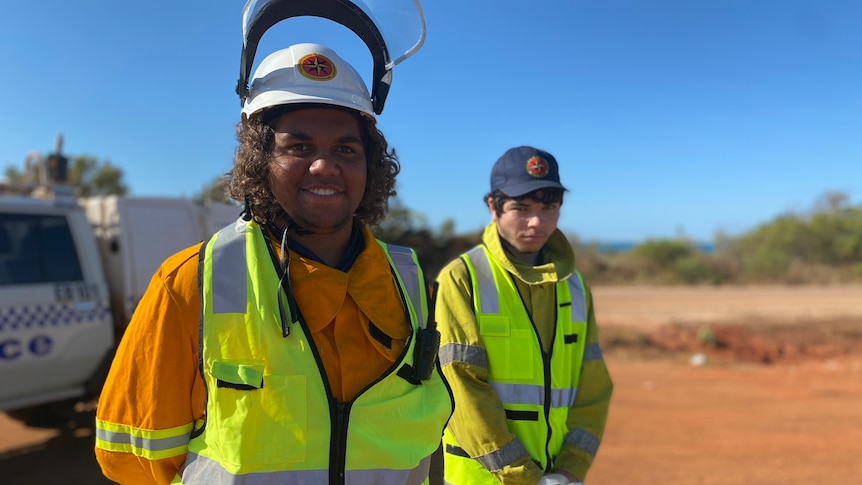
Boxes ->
[536,473,582,485]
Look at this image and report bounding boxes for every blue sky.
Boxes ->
[2,0,860,244]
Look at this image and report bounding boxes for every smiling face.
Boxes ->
[268,107,367,237]
[489,193,561,262]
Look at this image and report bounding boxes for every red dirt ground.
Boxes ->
[2,284,861,485]
[588,284,862,485]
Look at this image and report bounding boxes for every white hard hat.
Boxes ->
[241,43,375,121]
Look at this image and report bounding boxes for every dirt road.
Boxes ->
[2,284,861,484]
[592,284,862,327]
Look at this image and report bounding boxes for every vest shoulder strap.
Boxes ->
[377,241,426,329]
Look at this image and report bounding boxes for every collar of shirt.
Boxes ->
[268,222,365,272]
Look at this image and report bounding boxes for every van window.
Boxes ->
[0,213,83,285]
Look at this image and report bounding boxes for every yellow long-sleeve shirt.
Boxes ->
[95,226,411,484]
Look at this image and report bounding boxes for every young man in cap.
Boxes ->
[435,146,613,485]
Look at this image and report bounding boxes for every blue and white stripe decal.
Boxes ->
[0,301,110,333]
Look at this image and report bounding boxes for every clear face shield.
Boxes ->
[237,0,426,115]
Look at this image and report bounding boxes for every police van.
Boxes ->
[0,180,239,425]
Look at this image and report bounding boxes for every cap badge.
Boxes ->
[525,156,549,178]
[298,53,337,81]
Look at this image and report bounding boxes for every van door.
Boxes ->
[0,207,113,410]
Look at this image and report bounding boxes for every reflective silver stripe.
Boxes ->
[211,219,248,314]
[491,382,578,408]
[179,452,327,484]
[552,386,578,408]
[490,382,541,406]
[347,455,432,485]
[475,438,529,473]
[385,244,425,329]
[566,275,586,322]
[179,451,430,484]
[95,428,191,453]
[583,342,604,361]
[438,342,487,368]
[465,247,498,314]
[563,428,600,457]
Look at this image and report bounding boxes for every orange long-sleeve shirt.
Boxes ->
[95,226,411,484]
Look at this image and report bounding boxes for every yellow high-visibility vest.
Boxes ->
[174,219,452,485]
[443,245,587,485]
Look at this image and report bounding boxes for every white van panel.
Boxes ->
[82,197,241,325]
[0,204,113,409]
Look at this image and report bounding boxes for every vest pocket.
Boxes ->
[208,360,308,467]
[480,316,534,380]
[212,360,264,390]
[478,315,510,337]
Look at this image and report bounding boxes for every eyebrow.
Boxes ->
[337,135,363,145]
[276,131,363,145]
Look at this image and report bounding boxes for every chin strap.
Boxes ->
[275,223,299,336]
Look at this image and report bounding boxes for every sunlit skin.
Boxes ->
[489,194,561,265]
[269,107,367,265]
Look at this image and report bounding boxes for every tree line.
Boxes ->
[374,191,862,286]
[5,156,860,286]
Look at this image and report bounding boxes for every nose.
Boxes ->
[309,153,339,176]
[526,213,543,227]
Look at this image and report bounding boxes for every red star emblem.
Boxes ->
[526,156,549,178]
[298,54,337,81]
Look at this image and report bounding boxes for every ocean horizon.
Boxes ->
[591,241,715,254]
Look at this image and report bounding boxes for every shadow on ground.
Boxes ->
[0,409,113,485]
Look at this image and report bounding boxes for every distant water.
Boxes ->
[593,241,715,254]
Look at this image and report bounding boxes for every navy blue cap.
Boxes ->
[490,146,566,197]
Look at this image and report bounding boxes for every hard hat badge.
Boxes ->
[299,53,337,81]
[525,155,550,178]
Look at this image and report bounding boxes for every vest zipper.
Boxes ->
[542,294,562,471]
[519,270,557,472]
[542,348,554,471]
[326,323,411,484]
[330,400,351,485]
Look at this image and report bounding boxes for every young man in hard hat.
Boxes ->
[434,146,614,485]
[94,43,453,484]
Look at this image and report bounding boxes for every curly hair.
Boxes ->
[227,107,400,227]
